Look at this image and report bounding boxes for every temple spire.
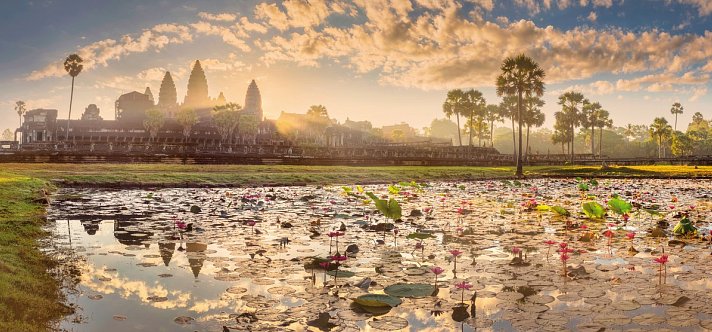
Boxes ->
[244,79,263,120]
[158,71,177,108]
[183,60,210,109]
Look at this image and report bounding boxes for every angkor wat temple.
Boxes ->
[13,60,503,165]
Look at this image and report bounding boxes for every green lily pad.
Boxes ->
[608,197,632,215]
[327,270,356,278]
[353,294,402,308]
[384,283,435,298]
[406,232,434,240]
[582,201,605,219]
[551,206,571,217]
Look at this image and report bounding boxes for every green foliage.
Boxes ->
[353,294,402,308]
[406,232,434,240]
[384,283,435,298]
[577,182,589,191]
[582,201,605,219]
[387,185,401,195]
[327,270,356,278]
[607,197,632,215]
[366,192,402,220]
[551,206,571,217]
[673,217,697,235]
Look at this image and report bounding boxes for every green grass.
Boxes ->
[1,164,710,187]
[0,162,709,329]
[0,172,70,331]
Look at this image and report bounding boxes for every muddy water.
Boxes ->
[48,179,712,331]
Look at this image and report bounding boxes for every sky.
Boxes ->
[1,0,711,133]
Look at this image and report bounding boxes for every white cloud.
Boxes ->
[677,0,712,16]
[689,86,707,101]
[587,11,597,22]
[198,12,237,22]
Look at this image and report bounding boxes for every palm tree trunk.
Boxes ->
[469,113,473,146]
[658,135,662,158]
[674,115,678,132]
[598,126,603,157]
[478,121,482,147]
[591,126,595,158]
[489,121,494,148]
[525,125,530,162]
[456,114,462,146]
[511,117,516,163]
[570,124,575,163]
[65,76,75,141]
[516,91,523,176]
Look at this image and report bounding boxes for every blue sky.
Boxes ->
[1,0,711,132]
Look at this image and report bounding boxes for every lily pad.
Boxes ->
[406,232,434,240]
[383,283,435,298]
[582,201,605,219]
[353,294,402,308]
[327,270,356,278]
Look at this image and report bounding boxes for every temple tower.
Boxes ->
[158,71,177,117]
[244,79,263,120]
[183,60,210,109]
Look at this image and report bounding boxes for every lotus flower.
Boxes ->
[431,266,444,287]
[654,254,669,285]
[455,281,473,303]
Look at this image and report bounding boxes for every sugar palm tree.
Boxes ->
[443,89,465,146]
[462,89,486,146]
[581,100,602,157]
[496,54,546,176]
[14,101,26,143]
[670,102,683,131]
[63,54,83,140]
[522,95,545,161]
[485,104,502,148]
[594,109,612,157]
[649,117,672,158]
[499,95,518,157]
[557,91,585,163]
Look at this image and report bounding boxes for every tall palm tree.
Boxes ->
[649,117,672,158]
[557,91,585,163]
[443,89,465,146]
[581,100,602,157]
[14,100,26,136]
[670,102,683,131]
[594,109,612,157]
[496,54,546,177]
[463,89,486,146]
[522,95,545,161]
[484,104,502,148]
[499,95,518,157]
[64,54,83,140]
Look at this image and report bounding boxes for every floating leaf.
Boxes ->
[383,283,435,298]
[589,179,599,187]
[327,270,356,278]
[577,183,589,191]
[551,206,571,217]
[536,205,551,212]
[608,197,632,215]
[353,294,402,308]
[582,201,605,219]
[406,232,434,240]
[673,217,697,235]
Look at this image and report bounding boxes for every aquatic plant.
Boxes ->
[246,220,256,234]
[672,214,697,236]
[329,254,347,285]
[455,281,473,304]
[543,240,557,261]
[449,249,463,273]
[365,192,402,241]
[582,201,606,219]
[654,254,668,285]
[430,266,444,287]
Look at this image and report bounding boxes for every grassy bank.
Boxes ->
[1,163,711,187]
[0,172,69,331]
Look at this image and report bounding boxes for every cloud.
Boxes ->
[26,24,194,80]
[587,11,597,22]
[190,21,251,51]
[689,86,707,101]
[198,12,237,22]
[200,57,251,72]
[255,0,334,30]
[677,0,712,16]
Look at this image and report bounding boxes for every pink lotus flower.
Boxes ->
[430,266,444,275]
[580,224,588,229]
[415,242,424,250]
[653,254,669,265]
[330,254,347,262]
[455,281,473,290]
[669,205,675,210]
[559,242,568,250]
[626,232,635,240]
[544,240,557,246]
[512,247,521,254]
[603,229,614,238]
[622,213,630,222]
[449,249,463,257]
[560,253,570,262]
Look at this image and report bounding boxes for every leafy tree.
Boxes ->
[176,108,198,143]
[649,117,672,158]
[521,95,545,160]
[63,54,83,140]
[556,91,585,162]
[670,102,683,131]
[428,118,459,143]
[671,131,693,157]
[594,109,612,157]
[580,100,601,156]
[307,104,329,118]
[496,54,545,176]
[461,89,486,146]
[485,104,502,148]
[499,95,518,157]
[442,89,466,146]
[143,108,165,143]
[213,103,242,145]
[1,129,13,141]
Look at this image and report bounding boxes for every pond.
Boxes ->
[47,178,712,331]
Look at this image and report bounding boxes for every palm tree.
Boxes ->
[581,100,602,157]
[557,91,585,163]
[496,54,546,176]
[649,117,672,158]
[485,104,502,148]
[522,95,545,160]
[499,95,518,158]
[670,102,683,131]
[443,89,465,146]
[63,54,83,140]
[14,101,26,141]
[594,109,612,157]
[462,89,486,146]
[176,108,198,143]
[624,124,635,141]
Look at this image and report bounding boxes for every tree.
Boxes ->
[499,95,518,158]
[307,105,329,118]
[176,108,198,143]
[671,131,693,157]
[594,109,612,157]
[63,54,83,140]
[485,104,502,148]
[521,95,545,160]
[428,118,459,143]
[443,89,466,146]
[670,102,683,131]
[581,100,602,157]
[461,89,486,146]
[143,108,165,143]
[14,100,26,141]
[213,103,242,146]
[496,54,546,176]
[556,91,585,163]
[1,129,12,141]
[649,117,672,158]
